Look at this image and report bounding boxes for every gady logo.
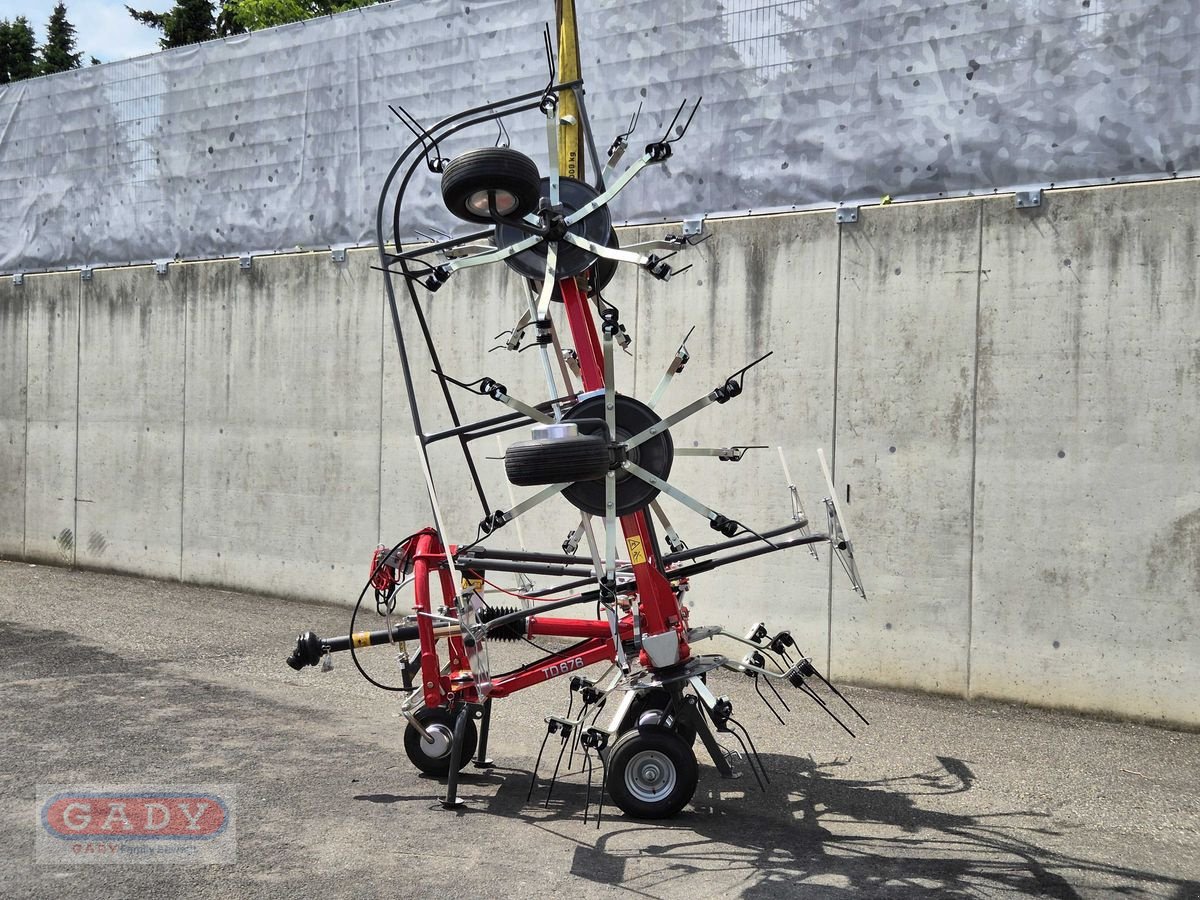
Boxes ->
[42,792,228,839]
[36,786,236,863]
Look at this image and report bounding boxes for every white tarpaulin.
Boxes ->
[2,0,1197,273]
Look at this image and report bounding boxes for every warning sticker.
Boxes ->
[626,536,647,565]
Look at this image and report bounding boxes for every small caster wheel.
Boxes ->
[404,707,478,776]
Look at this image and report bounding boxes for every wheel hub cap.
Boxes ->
[625,749,677,802]
[421,723,453,758]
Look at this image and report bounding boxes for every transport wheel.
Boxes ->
[441,148,542,224]
[606,726,698,819]
[504,432,611,487]
[404,707,478,776]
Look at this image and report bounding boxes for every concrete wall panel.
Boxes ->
[181,252,382,602]
[0,278,27,557]
[971,181,1200,725]
[629,217,840,667]
[22,272,79,565]
[75,268,186,578]
[832,199,984,693]
[8,179,1200,724]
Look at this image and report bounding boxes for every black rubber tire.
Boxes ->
[403,707,478,777]
[606,725,698,819]
[441,148,541,224]
[504,433,611,487]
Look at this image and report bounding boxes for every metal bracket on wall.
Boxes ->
[1014,189,1043,209]
[80,267,93,282]
[331,245,349,264]
[682,215,705,238]
[239,254,253,270]
[835,206,859,224]
[154,259,171,276]
[13,273,23,286]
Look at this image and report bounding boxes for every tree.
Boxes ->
[221,0,378,34]
[0,17,39,83]
[126,0,220,49]
[127,0,377,49]
[40,2,83,75]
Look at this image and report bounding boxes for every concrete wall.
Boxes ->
[1,179,1196,727]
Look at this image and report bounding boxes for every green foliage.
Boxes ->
[127,0,379,51]
[223,0,310,30]
[224,0,378,33]
[0,16,39,83]
[126,0,218,49]
[40,2,83,75]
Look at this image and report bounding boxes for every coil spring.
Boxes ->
[477,605,526,642]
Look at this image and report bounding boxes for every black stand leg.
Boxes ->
[675,689,733,777]
[473,697,495,769]
[442,705,472,809]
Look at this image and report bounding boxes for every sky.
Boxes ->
[0,0,164,65]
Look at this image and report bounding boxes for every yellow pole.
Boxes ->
[556,0,583,182]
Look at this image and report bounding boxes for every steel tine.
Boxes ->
[544,728,571,807]
[723,722,765,791]
[753,675,786,725]
[582,750,594,825]
[798,682,856,737]
[729,716,770,786]
[813,667,870,725]
[528,727,553,801]
[764,672,791,712]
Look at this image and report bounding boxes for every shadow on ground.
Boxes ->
[358,750,1198,899]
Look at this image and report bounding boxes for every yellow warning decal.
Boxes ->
[626,536,647,566]
[351,631,372,648]
[462,577,484,592]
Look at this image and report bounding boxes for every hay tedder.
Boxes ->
[286,1,867,822]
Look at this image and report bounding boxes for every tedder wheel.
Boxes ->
[504,432,610,487]
[606,725,699,819]
[441,148,542,224]
[403,707,478,776]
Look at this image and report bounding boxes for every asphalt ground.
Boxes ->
[0,560,1197,899]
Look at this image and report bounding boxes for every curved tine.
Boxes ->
[596,758,607,828]
[722,724,765,791]
[621,101,642,144]
[754,675,786,725]
[389,102,443,171]
[664,96,703,144]
[528,728,553,802]
[811,668,871,725]
[727,716,769,786]
[797,681,857,737]
[657,97,688,144]
[544,731,572,807]
[582,749,593,825]
[763,671,791,712]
